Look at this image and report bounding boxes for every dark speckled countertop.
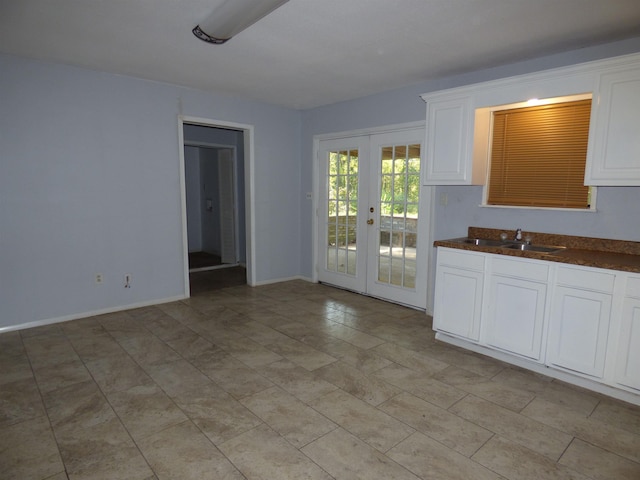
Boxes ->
[434,227,640,274]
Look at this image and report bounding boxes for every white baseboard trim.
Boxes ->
[0,295,188,334]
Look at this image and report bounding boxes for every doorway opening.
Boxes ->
[178,116,255,296]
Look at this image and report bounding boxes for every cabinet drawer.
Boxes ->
[626,276,640,299]
[491,257,548,282]
[556,266,615,293]
[437,248,485,271]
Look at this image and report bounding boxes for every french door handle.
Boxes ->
[367,219,374,225]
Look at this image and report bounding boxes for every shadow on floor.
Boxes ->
[189,266,247,295]
[188,251,222,270]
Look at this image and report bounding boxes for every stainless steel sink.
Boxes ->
[462,238,505,247]
[503,244,566,253]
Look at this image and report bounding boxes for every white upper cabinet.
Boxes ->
[422,52,640,186]
[585,64,640,185]
[423,92,478,185]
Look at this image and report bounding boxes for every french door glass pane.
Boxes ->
[376,143,420,289]
[326,149,359,276]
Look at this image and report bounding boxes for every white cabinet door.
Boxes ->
[423,93,476,185]
[484,258,549,361]
[548,287,612,378]
[585,64,640,185]
[433,248,485,341]
[547,266,614,378]
[615,277,640,391]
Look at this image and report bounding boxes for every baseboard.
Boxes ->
[0,294,188,334]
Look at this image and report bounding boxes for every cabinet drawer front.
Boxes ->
[626,276,640,299]
[491,257,548,282]
[437,248,485,271]
[556,266,615,293]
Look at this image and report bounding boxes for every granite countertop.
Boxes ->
[434,227,640,274]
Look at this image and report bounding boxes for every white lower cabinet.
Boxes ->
[547,266,614,378]
[433,248,485,341]
[433,247,640,404]
[484,257,549,360]
[615,277,640,391]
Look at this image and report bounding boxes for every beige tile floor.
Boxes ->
[2,280,640,480]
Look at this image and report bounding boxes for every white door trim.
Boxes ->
[178,115,256,296]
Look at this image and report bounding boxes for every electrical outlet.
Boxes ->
[124,274,132,288]
[95,274,104,284]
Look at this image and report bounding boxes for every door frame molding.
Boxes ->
[178,115,256,296]
[312,120,437,312]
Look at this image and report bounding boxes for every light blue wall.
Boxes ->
[0,53,301,330]
[4,36,640,330]
[300,37,640,281]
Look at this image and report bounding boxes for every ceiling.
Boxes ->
[2,0,640,110]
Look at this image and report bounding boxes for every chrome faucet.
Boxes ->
[514,228,523,242]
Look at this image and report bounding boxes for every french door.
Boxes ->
[317,128,428,309]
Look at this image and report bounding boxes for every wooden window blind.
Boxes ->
[487,99,591,209]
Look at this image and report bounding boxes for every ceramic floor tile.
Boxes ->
[229,320,291,344]
[379,391,493,457]
[388,432,504,480]
[255,359,338,403]
[191,350,274,398]
[310,389,414,453]
[0,415,65,480]
[418,342,506,377]
[22,334,80,369]
[32,358,93,393]
[65,330,125,362]
[372,363,466,408]
[138,421,244,480]
[449,394,573,461]
[0,377,46,426]
[301,427,420,480]
[472,435,591,480]
[43,380,116,435]
[61,437,154,480]
[319,321,386,349]
[219,336,283,368]
[0,331,26,358]
[172,385,263,445]
[6,281,639,480]
[492,367,600,415]
[319,339,393,374]
[84,354,155,394]
[263,336,337,371]
[522,396,640,463]
[144,358,215,397]
[241,386,336,448]
[559,438,640,480]
[116,334,182,367]
[315,360,402,406]
[107,384,189,441]
[272,321,336,349]
[0,354,35,386]
[433,365,535,412]
[373,342,450,375]
[589,398,640,435]
[219,424,333,480]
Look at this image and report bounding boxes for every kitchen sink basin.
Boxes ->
[503,244,566,253]
[462,238,505,247]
